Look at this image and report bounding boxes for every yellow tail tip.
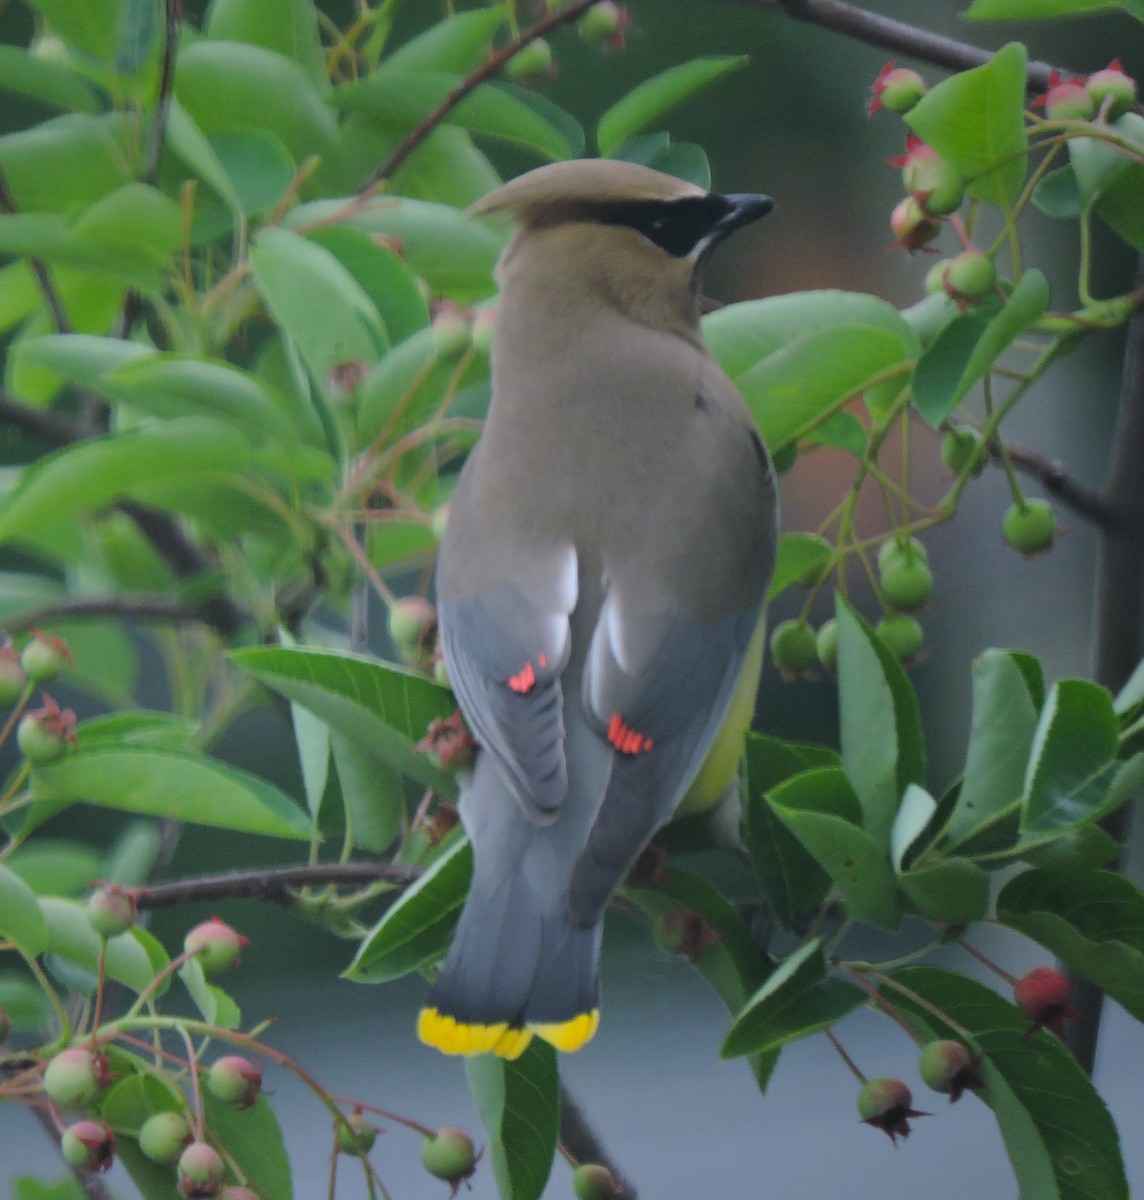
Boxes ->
[417,1007,600,1057]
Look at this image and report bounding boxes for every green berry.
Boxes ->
[578,2,629,44]
[879,557,933,612]
[1003,499,1056,556]
[942,249,996,299]
[940,426,984,476]
[890,196,941,253]
[856,1077,926,1144]
[1087,63,1136,121]
[0,648,26,707]
[903,152,965,216]
[20,630,72,683]
[770,619,817,678]
[431,304,472,357]
[421,1127,477,1184]
[139,1112,193,1165]
[206,1056,262,1109]
[431,504,450,543]
[1044,81,1096,122]
[184,917,248,975]
[870,65,926,115]
[505,38,553,82]
[877,536,927,575]
[875,614,924,662]
[924,259,952,295]
[17,697,76,763]
[61,1119,115,1172]
[918,1039,981,1100]
[573,1162,622,1200]
[815,619,839,671]
[336,1111,377,1157]
[177,1142,227,1197]
[220,1190,260,1200]
[388,596,437,668]
[43,1048,109,1109]
[794,538,833,588]
[86,885,137,938]
[471,306,497,356]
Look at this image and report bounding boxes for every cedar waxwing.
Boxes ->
[419,159,778,1059]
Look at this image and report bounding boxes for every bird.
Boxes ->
[418,158,778,1060]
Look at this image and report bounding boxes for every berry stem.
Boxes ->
[0,682,34,752]
[837,963,926,1045]
[874,972,974,1038]
[331,1096,434,1138]
[175,1022,205,1140]
[956,937,1020,986]
[824,1029,866,1082]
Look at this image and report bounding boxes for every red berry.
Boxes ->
[206,1056,262,1109]
[184,917,248,975]
[1014,966,1079,1037]
[856,1077,929,1144]
[415,710,476,772]
[61,1119,115,1172]
[889,197,941,253]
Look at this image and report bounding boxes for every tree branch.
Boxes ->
[0,166,72,335]
[560,1084,637,1198]
[357,0,602,193]
[143,0,182,185]
[0,595,202,635]
[131,861,423,911]
[0,387,93,447]
[725,0,1057,89]
[991,441,1120,530]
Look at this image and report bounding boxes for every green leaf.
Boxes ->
[189,130,297,241]
[179,958,242,1029]
[888,966,1128,1200]
[742,736,831,927]
[614,132,711,188]
[905,42,1029,209]
[912,270,1049,425]
[767,533,833,601]
[0,417,250,550]
[836,597,926,847]
[250,227,387,385]
[724,979,865,1059]
[767,768,901,928]
[206,0,326,90]
[737,326,908,453]
[384,8,507,74]
[99,1072,183,1134]
[116,1138,184,1200]
[704,290,918,381]
[291,702,330,822]
[1032,165,1082,219]
[899,858,990,923]
[803,410,868,457]
[334,72,579,162]
[1115,652,1144,716]
[29,748,313,840]
[5,841,102,897]
[204,1094,294,1200]
[467,1039,560,1200]
[231,645,459,800]
[102,821,166,887]
[998,868,1144,1022]
[287,197,505,303]
[116,0,161,76]
[23,0,124,60]
[174,41,338,166]
[39,898,168,995]
[965,0,1128,16]
[948,650,1042,846]
[0,863,49,957]
[0,46,101,113]
[0,971,53,1032]
[1091,123,1144,251]
[1067,115,1144,211]
[387,124,503,208]
[331,731,404,854]
[890,783,937,871]
[724,938,823,1057]
[346,839,469,982]
[1020,679,1121,836]
[597,56,748,157]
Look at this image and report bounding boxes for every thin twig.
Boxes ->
[990,440,1119,529]
[358,0,601,192]
[24,1097,113,1200]
[131,861,423,910]
[1,595,201,635]
[559,1083,637,1198]
[0,167,72,334]
[727,0,1059,90]
[0,388,90,446]
[143,0,182,185]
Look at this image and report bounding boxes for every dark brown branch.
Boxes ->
[991,441,1120,529]
[131,861,423,910]
[0,594,201,635]
[0,388,92,447]
[358,0,602,192]
[728,0,1057,90]
[560,1084,637,1198]
[143,0,182,185]
[28,1101,114,1200]
[0,166,72,335]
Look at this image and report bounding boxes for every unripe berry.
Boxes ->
[184,917,248,975]
[86,885,137,938]
[1002,499,1056,556]
[336,1111,378,1157]
[816,619,839,671]
[877,536,928,575]
[573,1162,622,1200]
[505,38,553,83]
[61,1119,115,1172]
[868,61,926,116]
[652,907,722,961]
[857,1077,928,1144]
[421,1127,478,1184]
[388,596,437,669]
[0,647,26,706]
[43,1048,110,1109]
[890,197,941,253]
[471,306,497,357]
[770,619,817,680]
[902,149,965,216]
[875,614,924,662]
[206,1056,262,1109]
[20,630,73,683]
[1044,81,1097,122]
[879,557,933,612]
[416,710,476,772]
[1087,60,1136,120]
[139,1111,193,1164]
[219,1190,259,1200]
[431,303,472,358]
[17,695,77,763]
[940,426,984,476]
[942,249,996,299]
[177,1141,227,1197]
[431,504,450,543]
[924,258,952,295]
[578,2,631,47]
[1014,966,1078,1037]
[918,1039,984,1102]
[794,537,833,588]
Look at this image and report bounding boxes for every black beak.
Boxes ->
[713,193,775,240]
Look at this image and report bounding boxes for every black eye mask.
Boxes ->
[595,195,735,258]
